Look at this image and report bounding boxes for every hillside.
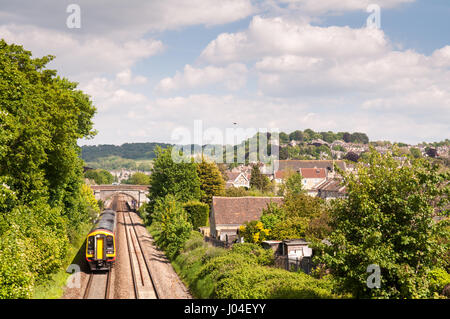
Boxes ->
[81,142,172,162]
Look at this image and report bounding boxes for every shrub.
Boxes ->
[183,201,209,230]
[152,195,193,259]
[428,268,450,296]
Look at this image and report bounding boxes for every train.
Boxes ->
[85,209,117,271]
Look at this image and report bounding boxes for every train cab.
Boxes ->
[86,209,117,271]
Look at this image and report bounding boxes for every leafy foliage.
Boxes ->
[239,221,271,244]
[84,169,114,185]
[0,40,96,298]
[249,164,272,192]
[170,233,338,299]
[151,195,193,259]
[197,158,225,205]
[122,172,151,185]
[183,201,210,230]
[146,146,201,216]
[315,149,450,298]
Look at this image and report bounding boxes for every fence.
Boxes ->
[203,236,232,249]
[274,256,313,274]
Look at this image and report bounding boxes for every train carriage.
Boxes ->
[86,209,117,271]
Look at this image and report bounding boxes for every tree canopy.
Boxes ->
[315,149,449,298]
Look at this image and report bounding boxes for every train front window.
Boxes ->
[106,235,114,254]
[87,237,94,253]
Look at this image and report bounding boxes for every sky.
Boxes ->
[0,0,449,146]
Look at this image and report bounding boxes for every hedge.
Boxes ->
[169,231,339,299]
[183,201,209,230]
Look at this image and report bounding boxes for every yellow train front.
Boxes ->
[85,209,117,271]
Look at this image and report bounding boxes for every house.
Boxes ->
[314,179,347,200]
[209,196,284,241]
[225,171,250,188]
[308,139,330,147]
[299,168,327,192]
[272,166,327,195]
[275,160,347,178]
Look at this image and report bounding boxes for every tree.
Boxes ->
[315,149,449,298]
[85,169,114,185]
[152,195,193,259]
[197,158,225,205]
[279,132,289,144]
[0,40,96,297]
[409,147,422,159]
[289,130,304,142]
[146,146,201,217]
[344,151,360,162]
[249,163,271,192]
[343,132,351,143]
[239,221,270,244]
[277,169,304,196]
[123,172,151,185]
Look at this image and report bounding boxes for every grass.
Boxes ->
[32,222,92,299]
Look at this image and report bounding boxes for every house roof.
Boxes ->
[276,160,346,172]
[314,179,346,192]
[212,196,284,225]
[300,168,326,179]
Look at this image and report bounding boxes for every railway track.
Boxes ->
[122,210,158,299]
[82,195,157,299]
[83,269,112,299]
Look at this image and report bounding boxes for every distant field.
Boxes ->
[85,156,154,171]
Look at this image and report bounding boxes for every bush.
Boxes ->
[152,195,193,259]
[183,201,209,230]
[170,231,338,299]
[428,268,450,296]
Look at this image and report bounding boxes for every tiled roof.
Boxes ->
[314,179,346,192]
[212,196,284,225]
[276,160,346,171]
[300,168,326,179]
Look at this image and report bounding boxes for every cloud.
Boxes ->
[200,16,388,64]
[274,0,415,15]
[0,24,164,79]
[156,63,248,93]
[0,0,256,38]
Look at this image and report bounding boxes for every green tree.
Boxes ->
[152,195,193,259]
[123,172,151,185]
[239,221,270,244]
[249,164,271,192]
[197,158,225,205]
[409,147,422,159]
[315,149,449,298]
[146,146,201,217]
[85,169,114,185]
[0,39,96,297]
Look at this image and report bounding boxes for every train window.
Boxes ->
[106,236,114,248]
[87,237,94,253]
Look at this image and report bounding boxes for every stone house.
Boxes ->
[209,196,284,241]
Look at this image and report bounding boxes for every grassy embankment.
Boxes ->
[148,224,342,299]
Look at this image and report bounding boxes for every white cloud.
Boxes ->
[156,63,248,93]
[275,0,415,15]
[201,16,388,64]
[0,0,256,38]
[115,69,148,85]
[0,24,164,79]
[79,73,149,111]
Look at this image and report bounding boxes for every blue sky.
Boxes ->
[0,0,448,145]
